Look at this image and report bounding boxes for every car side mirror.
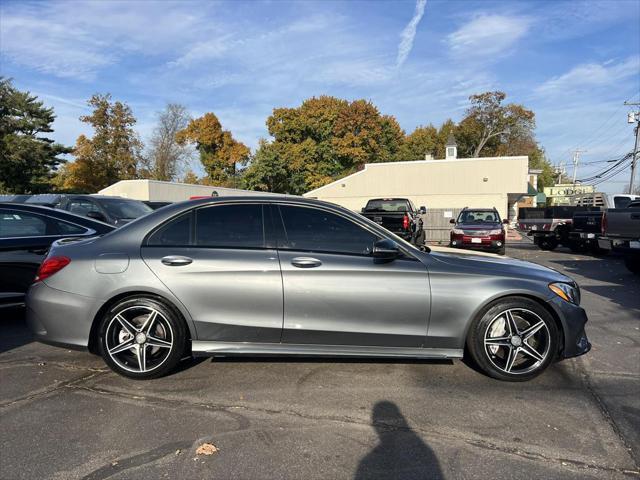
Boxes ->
[502,219,509,224]
[86,211,106,222]
[449,218,456,224]
[419,206,426,214]
[372,239,399,261]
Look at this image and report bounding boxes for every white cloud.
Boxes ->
[447,14,531,57]
[396,0,427,69]
[535,56,640,95]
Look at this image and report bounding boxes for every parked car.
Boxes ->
[57,195,153,226]
[0,204,114,309]
[143,201,172,210]
[568,208,608,255]
[571,192,640,209]
[360,198,426,246]
[598,200,640,274]
[26,196,590,381]
[517,206,581,251]
[449,207,507,255]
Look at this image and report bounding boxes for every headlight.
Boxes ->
[452,228,464,235]
[549,282,580,305]
[488,229,502,235]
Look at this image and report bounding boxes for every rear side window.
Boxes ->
[278,205,377,255]
[147,213,192,246]
[0,211,48,238]
[56,221,88,235]
[195,204,264,248]
[613,197,635,209]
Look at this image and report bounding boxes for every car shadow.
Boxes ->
[354,400,443,480]
[0,307,34,354]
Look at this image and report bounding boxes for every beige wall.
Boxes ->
[99,180,279,202]
[304,156,528,219]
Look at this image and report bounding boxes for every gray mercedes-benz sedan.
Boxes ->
[26,196,590,381]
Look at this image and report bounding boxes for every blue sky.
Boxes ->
[1,0,639,192]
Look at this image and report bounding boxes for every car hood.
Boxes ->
[424,247,572,283]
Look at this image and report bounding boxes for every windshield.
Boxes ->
[99,198,153,219]
[364,200,409,212]
[457,210,500,223]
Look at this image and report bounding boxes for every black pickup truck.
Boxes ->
[361,198,426,246]
[598,200,640,274]
[568,208,607,254]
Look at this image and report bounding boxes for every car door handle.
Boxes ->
[291,257,322,268]
[161,255,193,266]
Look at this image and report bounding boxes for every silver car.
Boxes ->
[26,196,590,381]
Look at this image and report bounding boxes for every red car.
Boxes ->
[449,207,508,255]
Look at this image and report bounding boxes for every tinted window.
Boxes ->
[279,205,377,255]
[613,196,639,209]
[56,220,87,235]
[147,213,192,246]
[364,200,409,212]
[100,198,152,219]
[0,211,48,238]
[67,199,96,216]
[196,204,264,248]
[457,210,500,223]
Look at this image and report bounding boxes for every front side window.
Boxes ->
[278,205,377,255]
[0,211,48,238]
[196,204,264,248]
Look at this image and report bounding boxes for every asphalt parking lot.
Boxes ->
[1,241,638,480]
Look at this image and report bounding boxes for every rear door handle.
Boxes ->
[161,255,193,266]
[291,257,322,268]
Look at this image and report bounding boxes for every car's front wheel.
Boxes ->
[466,297,559,381]
[98,296,187,379]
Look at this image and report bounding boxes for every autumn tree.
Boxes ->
[181,169,200,184]
[176,113,249,187]
[55,94,142,192]
[397,124,438,160]
[0,77,70,193]
[140,103,190,181]
[461,91,535,158]
[245,96,405,194]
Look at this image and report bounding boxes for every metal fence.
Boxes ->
[421,208,462,244]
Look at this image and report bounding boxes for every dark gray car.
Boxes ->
[25,196,590,381]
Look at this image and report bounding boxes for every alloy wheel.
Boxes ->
[105,305,174,373]
[483,308,551,375]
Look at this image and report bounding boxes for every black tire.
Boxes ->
[466,297,559,382]
[538,237,558,251]
[98,296,188,380]
[497,246,506,256]
[624,255,640,275]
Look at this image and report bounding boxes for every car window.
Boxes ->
[56,220,88,235]
[364,200,409,212]
[100,198,153,219]
[147,212,192,246]
[0,211,49,238]
[195,204,264,248]
[278,205,378,255]
[457,210,500,223]
[613,196,638,209]
[67,199,96,216]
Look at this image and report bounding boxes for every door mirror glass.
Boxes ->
[86,211,106,222]
[372,238,399,261]
[419,206,426,214]
[449,218,456,224]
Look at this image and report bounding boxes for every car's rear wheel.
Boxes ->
[538,237,558,251]
[466,297,558,381]
[98,296,187,379]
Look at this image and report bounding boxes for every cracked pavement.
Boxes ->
[0,242,638,479]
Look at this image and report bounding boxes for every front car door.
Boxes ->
[274,203,431,347]
[140,202,283,343]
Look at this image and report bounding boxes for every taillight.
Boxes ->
[34,256,71,283]
[402,214,410,230]
[601,212,607,236]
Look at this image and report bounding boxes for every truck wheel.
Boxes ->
[539,237,558,251]
[624,256,640,275]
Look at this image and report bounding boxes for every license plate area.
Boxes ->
[471,237,482,244]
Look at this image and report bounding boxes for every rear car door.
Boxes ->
[275,203,431,347]
[141,203,283,343]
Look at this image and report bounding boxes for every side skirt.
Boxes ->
[191,341,463,359]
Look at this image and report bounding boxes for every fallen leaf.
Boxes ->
[196,443,219,456]
[175,449,182,455]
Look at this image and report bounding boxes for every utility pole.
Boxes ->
[572,149,586,185]
[625,101,640,194]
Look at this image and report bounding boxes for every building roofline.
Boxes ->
[304,156,529,196]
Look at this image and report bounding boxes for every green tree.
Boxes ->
[0,77,70,193]
[176,112,250,187]
[246,96,405,194]
[398,124,438,160]
[55,94,142,192]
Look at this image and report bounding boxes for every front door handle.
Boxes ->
[161,255,193,266]
[291,257,322,268]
